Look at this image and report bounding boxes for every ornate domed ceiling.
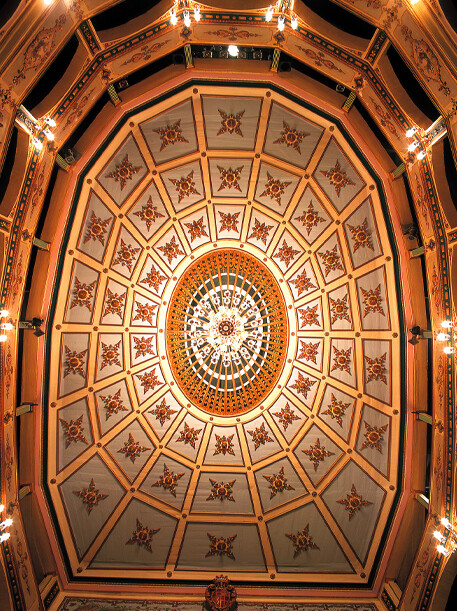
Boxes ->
[45,84,403,584]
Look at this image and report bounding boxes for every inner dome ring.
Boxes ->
[166,248,289,416]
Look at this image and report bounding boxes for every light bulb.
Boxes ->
[0,310,9,317]
[228,45,239,57]
[266,6,274,21]
[444,346,455,355]
[0,323,13,331]
[0,533,10,543]
[441,517,452,529]
[183,10,191,27]
[44,0,53,5]
[406,126,417,138]
[33,138,43,151]
[442,321,453,329]
[291,15,298,30]
[408,141,419,152]
[1,519,12,528]
[436,333,451,342]
[0,505,4,513]
[437,544,449,555]
[45,117,56,127]
[0,335,7,342]
[277,15,285,31]
[417,150,426,160]
[193,5,201,21]
[434,530,445,542]
[170,9,178,25]
[44,129,54,141]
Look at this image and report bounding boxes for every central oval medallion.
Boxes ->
[166,249,288,415]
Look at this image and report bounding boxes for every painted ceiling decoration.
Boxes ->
[0,1,456,611]
[45,84,402,585]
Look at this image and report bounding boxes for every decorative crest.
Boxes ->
[205,574,237,611]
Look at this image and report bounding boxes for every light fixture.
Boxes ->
[437,544,449,556]
[0,533,10,543]
[434,530,445,543]
[228,45,239,57]
[417,150,426,160]
[183,10,191,27]
[0,335,7,343]
[406,126,418,138]
[291,14,298,30]
[193,4,201,21]
[0,322,13,331]
[0,519,12,529]
[266,5,274,22]
[442,321,453,329]
[170,8,178,25]
[410,0,421,4]
[44,129,54,141]
[277,14,285,31]
[435,516,457,556]
[436,333,451,342]
[0,505,4,513]
[33,138,43,151]
[441,517,452,529]
[45,117,56,127]
[407,141,419,152]
[44,0,53,5]
[443,346,455,355]
[0,310,9,317]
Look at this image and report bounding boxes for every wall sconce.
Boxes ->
[18,318,45,337]
[435,517,457,556]
[0,505,12,543]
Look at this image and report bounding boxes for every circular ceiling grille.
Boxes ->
[166,249,288,415]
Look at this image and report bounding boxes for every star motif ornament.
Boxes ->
[247,422,274,450]
[298,304,320,327]
[113,239,140,272]
[63,346,87,377]
[248,218,274,244]
[218,211,240,233]
[154,119,188,151]
[217,165,243,192]
[105,154,142,190]
[184,216,208,242]
[136,368,162,393]
[100,341,122,369]
[103,288,126,319]
[133,196,164,231]
[290,270,316,296]
[290,372,316,398]
[347,218,374,252]
[83,211,111,245]
[206,533,237,560]
[298,340,320,364]
[207,478,236,502]
[213,433,235,456]
[117,433,150,463]
[71,277,96,310]
[158,235,184,264]
[329,294,351,324]
[176,422,202,449]
[60,415,89,448]
[361,284,385,318]
[149,397,177,426]
[286,524,319,557]
[273,403,301,430]
[169,170,200,203]
[73,479,108,514]
[99,388,127,420]
[260,172,291,205]
[126,518,160,552]
[320,159,355,197]
[263,466,294,499]
[133,301,157,325]
[337,484,373,519]
[142,265,167,292]
[151,463,184,497]
[274,120,310,154]
[218,109,244,136]
[365,352,388,384]
[331,345,352,375]
[360,421,388,453]
[321,394,351,427]
[302,438,334,470]
[318,244,344,276]
[274,240,300,267]
[295,202,325,234]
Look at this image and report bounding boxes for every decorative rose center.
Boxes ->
[226,118,237,129]
[350,498,360,509]
[77,289,88,299]
[92,224,102,235]
[86,492,96,502]
[271,184,280,193]
[109,400,118,409]
[216,540,228,552]
[138,530,148,541]
[166,129,176,140]
[286,132,297,143]
[368,296,378,306]
[122,250,132,260]
[164,476,173,485]
[119,167,129,177]
[338,356,347,365]
[356,230,367,242]
[69,425,78,435]
[217,487,227,497]
[369,432,380,442]
[218,319,235,336]
[69,357,80,368]
[226,173,235,183]
[335,304,344,313]
[333,406,342,415]
[331,171,344,184]
[371,364,382,375]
